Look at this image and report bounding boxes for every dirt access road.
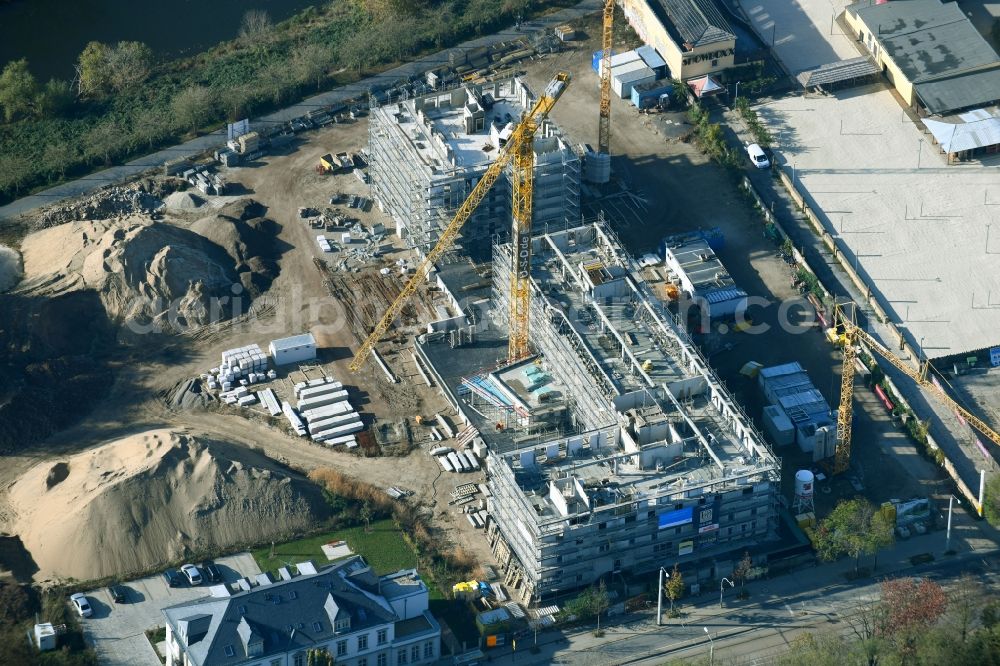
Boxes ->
[0,113,496,578]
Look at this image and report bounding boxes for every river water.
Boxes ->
[0,0,323,81]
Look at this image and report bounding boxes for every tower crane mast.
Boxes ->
[598,0,615,155]
[350,73,571,373]
[830,305,1000,483]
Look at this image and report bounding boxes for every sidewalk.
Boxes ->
[475,526,998,665]
[0,0,603,223]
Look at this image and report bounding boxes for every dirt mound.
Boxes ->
[0,245,21,293]
[164,191,204,211]
[190,199,283,296]
[8,429,331,581]
[18,217,242,327]
[33,181,163,230]
[0,290,114,454]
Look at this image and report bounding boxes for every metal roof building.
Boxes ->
[269,333,317,366]
[845,0,1000,114]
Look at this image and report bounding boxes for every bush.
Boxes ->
[984,474,1000,528]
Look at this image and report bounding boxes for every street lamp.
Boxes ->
[656,567,670,626]
[734,81,741,101]
[917,137,924,168]
[704,627,715,666]
[719,577,734,608]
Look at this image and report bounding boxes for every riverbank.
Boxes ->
[0,0,577,210]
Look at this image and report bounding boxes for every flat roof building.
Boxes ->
[368,76,580,257]
[620,0,736,80]
[269,333,317,366]
[845,0,1000,115]
[662,234,747,319]
[419,222,780,602]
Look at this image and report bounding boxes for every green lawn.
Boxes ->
[252,518,418,577]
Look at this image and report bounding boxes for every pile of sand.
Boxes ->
[164,191,204,211]
[17,217,241,327]
[190,199,283,296]
[8,429,331,580]
[0,245,22,293]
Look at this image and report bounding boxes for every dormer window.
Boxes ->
[335,616,351,632]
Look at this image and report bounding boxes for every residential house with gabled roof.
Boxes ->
[162,556,440,666]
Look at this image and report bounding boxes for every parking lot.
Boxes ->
[78,553,261,666]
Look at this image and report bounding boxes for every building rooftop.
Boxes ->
[270,333,316,351]
[374,78,570,180]
[162,557,433,666]
[848,0,1000,113]
[651,0,736,49]
[664,237,738,295]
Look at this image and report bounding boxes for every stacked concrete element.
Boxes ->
[485,223,780,603]
[293,376,362,446]
[368,76,580,251]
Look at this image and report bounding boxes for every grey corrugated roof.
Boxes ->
[915,68,1000,115]
[270,332,316,351]
[847,0,1000,113]
[802,56,880,87]
[162,557,405,666]
[652,0,735,48]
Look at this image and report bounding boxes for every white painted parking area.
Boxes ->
[78,552,261,666]
[740,0,859,72]
[757,84,1000,359]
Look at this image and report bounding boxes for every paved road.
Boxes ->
[0,0,602,223]
[480,528,999,666]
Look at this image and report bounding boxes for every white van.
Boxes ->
[746,143,770,169]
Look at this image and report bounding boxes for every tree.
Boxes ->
[106,41,153,92]
[0,59,38,122]
[879,577,947,656]
[813,498,890,575]
[239,9,274,43]
[869,506,895,572]
[76,41,111,96]
[292,42,332,90]
[984,473,1000,528]
[42,141,78,180]
[306,648,335,666]
[733,551,752,598]
[565,580,610,632]
[0,154,34,196]
[360,501,372,533]
[172,85,216,134]
[34,78,75,117]
[84,119,125,165]
[666,564,684,614]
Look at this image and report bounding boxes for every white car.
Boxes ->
[181,564,203,586]
[746,143,770,169]
[70,593,92,618]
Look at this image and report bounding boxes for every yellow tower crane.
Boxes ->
[598,0,615,155]
[830,304,1000,484]
[349,72,572,373]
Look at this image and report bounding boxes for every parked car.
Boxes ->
[181,564,203,586]
[201,561,222,584]
[107,584,128,604]
[162,569,185,588]
[70,593,92,618]
[745,143,770,169]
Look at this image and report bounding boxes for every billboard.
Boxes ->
[678,540,694,555]
[658,507,692,530]
[991,346,1000,368]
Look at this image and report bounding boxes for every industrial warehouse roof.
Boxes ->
[924,108,1000,153]
[801,56,880,88]
[651,0,736,48]
[847,0,1000,114]
[270,333,316,351]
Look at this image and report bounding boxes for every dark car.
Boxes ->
[107,584,128,604]
[162,569,185,588]
[201,561,223,584]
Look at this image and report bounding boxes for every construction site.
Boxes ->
[3,5,1000,665]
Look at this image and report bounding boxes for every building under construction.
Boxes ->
[415,222,781,603]
[368,76,581,256]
